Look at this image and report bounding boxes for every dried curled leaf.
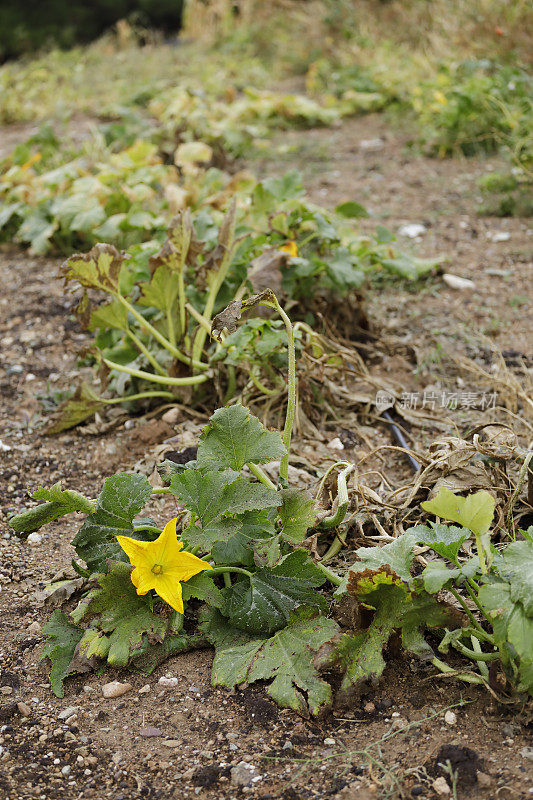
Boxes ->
[45,381,106,435]
[60,243,127,293]
[211,289,276,340]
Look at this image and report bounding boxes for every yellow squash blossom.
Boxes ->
[279,241,298,258]
[116,518,212,613]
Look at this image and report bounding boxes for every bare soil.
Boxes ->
[0,113,532,800]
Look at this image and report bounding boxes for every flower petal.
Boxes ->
[116,534,153,570]
[165,550,213,583]
[131,567,154,596]
[153,574,184,613]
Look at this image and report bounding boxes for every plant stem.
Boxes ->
[314,560,342,587]
[224,364,236,404]
[126,329,167,375]
[470,635,490,679]
[185,302,212,334]
[209,566,253,578]
[248,462,277,491]
[431,657,485,685]
[321,534,347,563]
[106,391,175,404]
[248,368,280,397]
[262,295,296,483]
[223,573,232,588]
[464,580,491,622]
[447,587,488,636]
[165,294,176,348]
[192,206,237,364]
[177,269,188,348]
[452,640,499,662]
[116,293,208,371]
[133,525,163,535]
[103,358,210,386]
[151,487,172,495]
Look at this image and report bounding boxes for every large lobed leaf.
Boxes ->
[74,562,167,666]
[41,611,84,698]
[500,540,533,616]
[278,489,316,544]
[323,567,457,698]
[197,404,286,471]
[72,473,152,572]
[60,243,126,293]
[421,488,495,537]
[9,481,95,535]
[408,522,470,562]
[222,550,328,634]
[171,468,280,552]
[334,532,416,596]
[203,609,340,717]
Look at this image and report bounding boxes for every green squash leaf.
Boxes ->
[60,243,126,293]
[41,610,84,698]
[182,571,224,609]
[334,532,416,596]
[324,569,456,697]
[210,510,277,567]
[89,299,129,332]
[222,550,327,634]
[72,473,152,572]
[421,488,495,537]
[279,488,316,544]
[9,481,95,535]
[202,609,339,717]
[420,560,460,593]
[409,523,470,562]
[196,404,286,471]
[335,201,369,218]
[501,540,533,616]
[138,264,179,311]
[170,468,280,527]
[77,562,167,666]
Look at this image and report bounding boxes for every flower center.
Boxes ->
[151,564,163,575]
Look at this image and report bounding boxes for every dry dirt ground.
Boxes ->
[0,114,532,800]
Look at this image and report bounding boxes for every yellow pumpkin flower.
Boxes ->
[279,241,298,258]
[116,518,212,613]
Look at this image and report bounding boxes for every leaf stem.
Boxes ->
[165,293,176,348]
[431,657,485,685]
[320,534,347,564]
[319,463,354,530]
[116,293,208,371]
[464,580,491,622]
[192,203,237,364]
[178,269,188,348]
[106,390,175,404]
[451,640,499,662]
[103,358,210,386]
[248,368,280,397]
[262,295,296,483]
[186,302,213,334]
[132,525,163,535]
[447,587,488,637]
[125,328,167,375]
[248,462,278,491]
[314,560,342,587]
[209,566,253,578]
